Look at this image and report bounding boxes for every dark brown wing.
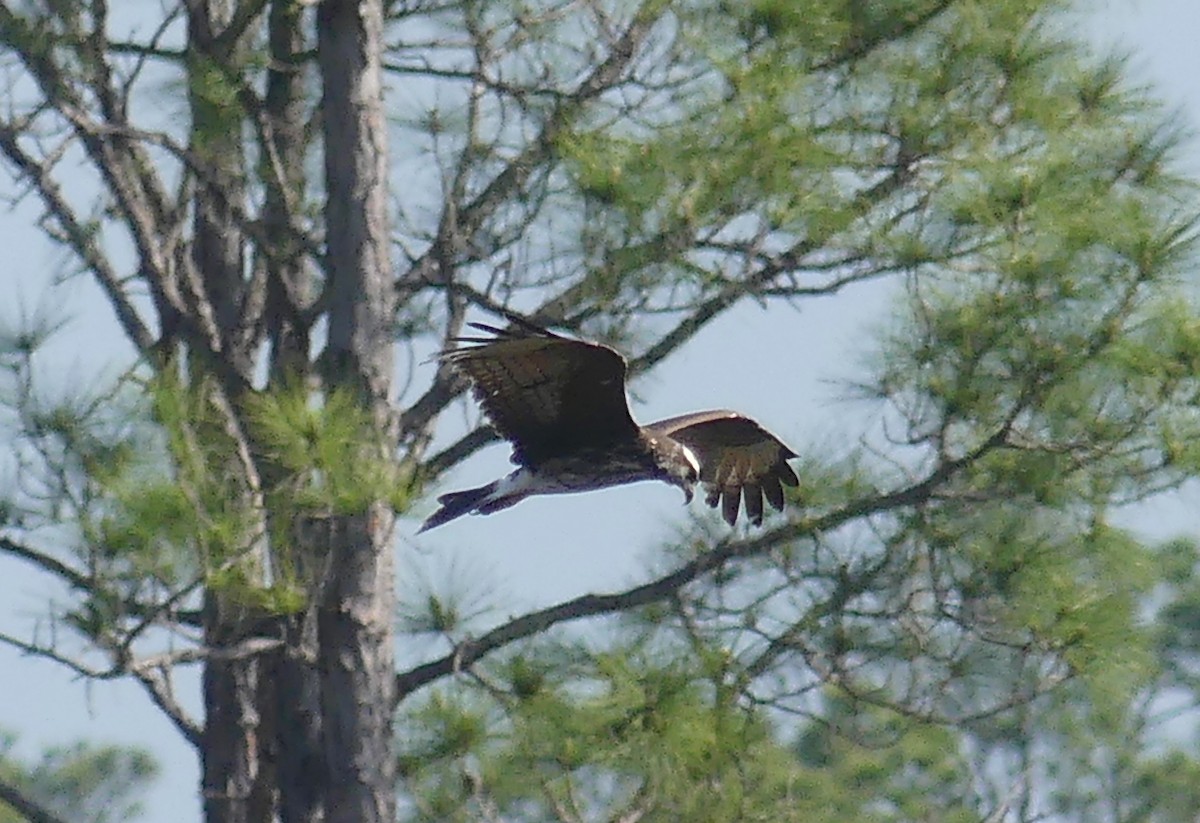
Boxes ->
[440,321,640,466]
[645,410,798,527]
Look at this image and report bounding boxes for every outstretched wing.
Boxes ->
[645,410,798,526]
[440,321,640,465]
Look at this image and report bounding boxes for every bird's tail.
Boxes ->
[418,481,500,533]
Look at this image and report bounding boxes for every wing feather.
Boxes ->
[646,410,797,526]
[721,487,740,526]
[762,477,785,511]
[440,321,640,465]
[743,481,764,526]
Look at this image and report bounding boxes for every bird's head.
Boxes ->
[651,437,700,504]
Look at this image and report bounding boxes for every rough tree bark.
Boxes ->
[182,3,270,822]
[9,2,1193,822]
[315,1,398,821]
[261,3,325,822]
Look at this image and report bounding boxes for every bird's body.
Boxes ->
[419,319,797,532]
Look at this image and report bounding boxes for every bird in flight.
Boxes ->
[419,319,798,532]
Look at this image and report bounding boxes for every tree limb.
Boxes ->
[0,630,110,681]
[396,421,1012,702]
[396,4,666,443]
[0,537,93,594]
[811,0,955,71]
[0,125,156,356]
[0,778,70,823]
[127,665,203,749]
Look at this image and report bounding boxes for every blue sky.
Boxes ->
[1,2,1198,820]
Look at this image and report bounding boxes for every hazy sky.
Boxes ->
[1,2,1198,821]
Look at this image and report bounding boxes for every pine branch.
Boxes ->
[0,778,70,823]
[811,0,956,71]
[395,420,1013,701]
[0,537,93,594]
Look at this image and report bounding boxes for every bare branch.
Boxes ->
[127,664,203,749]
[0,617,217,749]
[129,636,283,671]
[397,5,668,442]
[1,537,93,594]
[1,536,203,632]
[0,630,111,680]
[0,125,156,356]
[421,425,496,479]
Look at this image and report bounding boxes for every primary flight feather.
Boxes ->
[419,320,798,532]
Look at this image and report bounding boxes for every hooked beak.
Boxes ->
[681,484,694,505]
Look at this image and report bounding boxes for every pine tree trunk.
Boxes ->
[201,605,270,823]
[315,1,397,821]
[262,3,326,820]
[271,612,324,823]
[184,0,269,819]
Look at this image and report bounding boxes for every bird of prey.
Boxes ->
[418,319,798,532]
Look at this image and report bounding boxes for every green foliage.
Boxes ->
[245,383,407,516]
[186,50,251,162]
[399,642,844,822]
[401,1,1200,818]
[77,376,267,600]
[0,730,156,823]
[4,369,408,618]
[6,0,1200,820]
[1125,750,1200,822]
[795,694,981,822]
[99,377,408,608]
